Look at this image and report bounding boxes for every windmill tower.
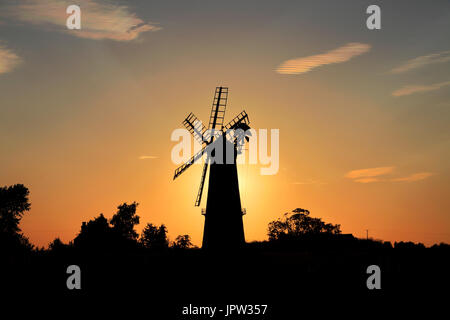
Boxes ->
[173,87,251,249]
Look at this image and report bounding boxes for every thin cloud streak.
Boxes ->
[391,172,433,182]
[276,42,371,75]
[0,43,22,74]
[345,166,395,179]
[346,167,433,183]
[4,0,160,41]
[390,50,450,74]
[354,177,380,183]
[392,81,450,97]
[292,180,326,185]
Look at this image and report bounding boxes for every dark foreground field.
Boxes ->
[3,238,449,317]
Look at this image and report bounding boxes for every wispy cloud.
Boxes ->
[4,0,160,41]
[276,42,371,75]
[345,166,395,180]
[390,50,450,74]
[353,177,381,184]
[292,179,326,185]
[139,155,158,160]
[392,81,450,97]
[346,167,434,183]
[0,43,22,75]
[391,172,433,182]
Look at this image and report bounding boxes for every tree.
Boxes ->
[140,223,168,249]
[0,184,31,235]
[110,202,140,240]
[48,237,67,251]
[171,235,193,249]
[267,208,341,241]
[73,213,112,248]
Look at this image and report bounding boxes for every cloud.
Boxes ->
[276,42,371,75]
[4,0,160,41]
[0,43,22,74]
[390,50,450,74]
[346,167,433,183]
[353,177,380,183]
[345,166,395,180]
[139,155,158,160]
[392,81,450,97]
[292,180,326,185]
[391,172,433,182]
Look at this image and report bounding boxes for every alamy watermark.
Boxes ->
[66,5,81,30]
[65,4,381,32]
[66,264,81,290]
[366,265,381,289]
[171,124,280,176]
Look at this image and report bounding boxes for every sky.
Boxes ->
[1,0,449,247]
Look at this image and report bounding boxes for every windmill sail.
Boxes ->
[183,112,206,145]
[205,87,228,140]
[223,110,249,131]
[173,145,210,180]
[195,162,209,206]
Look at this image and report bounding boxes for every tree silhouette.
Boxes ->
[0,184,31,235]
[268,208,341,241]
[73,213,112,248]
[0,184,34,253]
[48,237,67,251]
[140,223,168,249]
[110,202,140,240]
[171,235,194,249]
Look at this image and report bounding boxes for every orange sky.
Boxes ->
[1,0,449,247]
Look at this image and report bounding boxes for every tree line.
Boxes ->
[1,184,446,255]
[1,184,194,254]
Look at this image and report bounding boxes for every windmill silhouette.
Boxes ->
[173,86,251,249]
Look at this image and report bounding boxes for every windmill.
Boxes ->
[173,86,251,249]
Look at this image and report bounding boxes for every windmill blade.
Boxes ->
[195,162,209,206]
[183,112,206,145]
[223,110,250,131]
[173,145,209,180]
[202,127,223,143]
[208,87,228,132]
[224,110,250,142]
